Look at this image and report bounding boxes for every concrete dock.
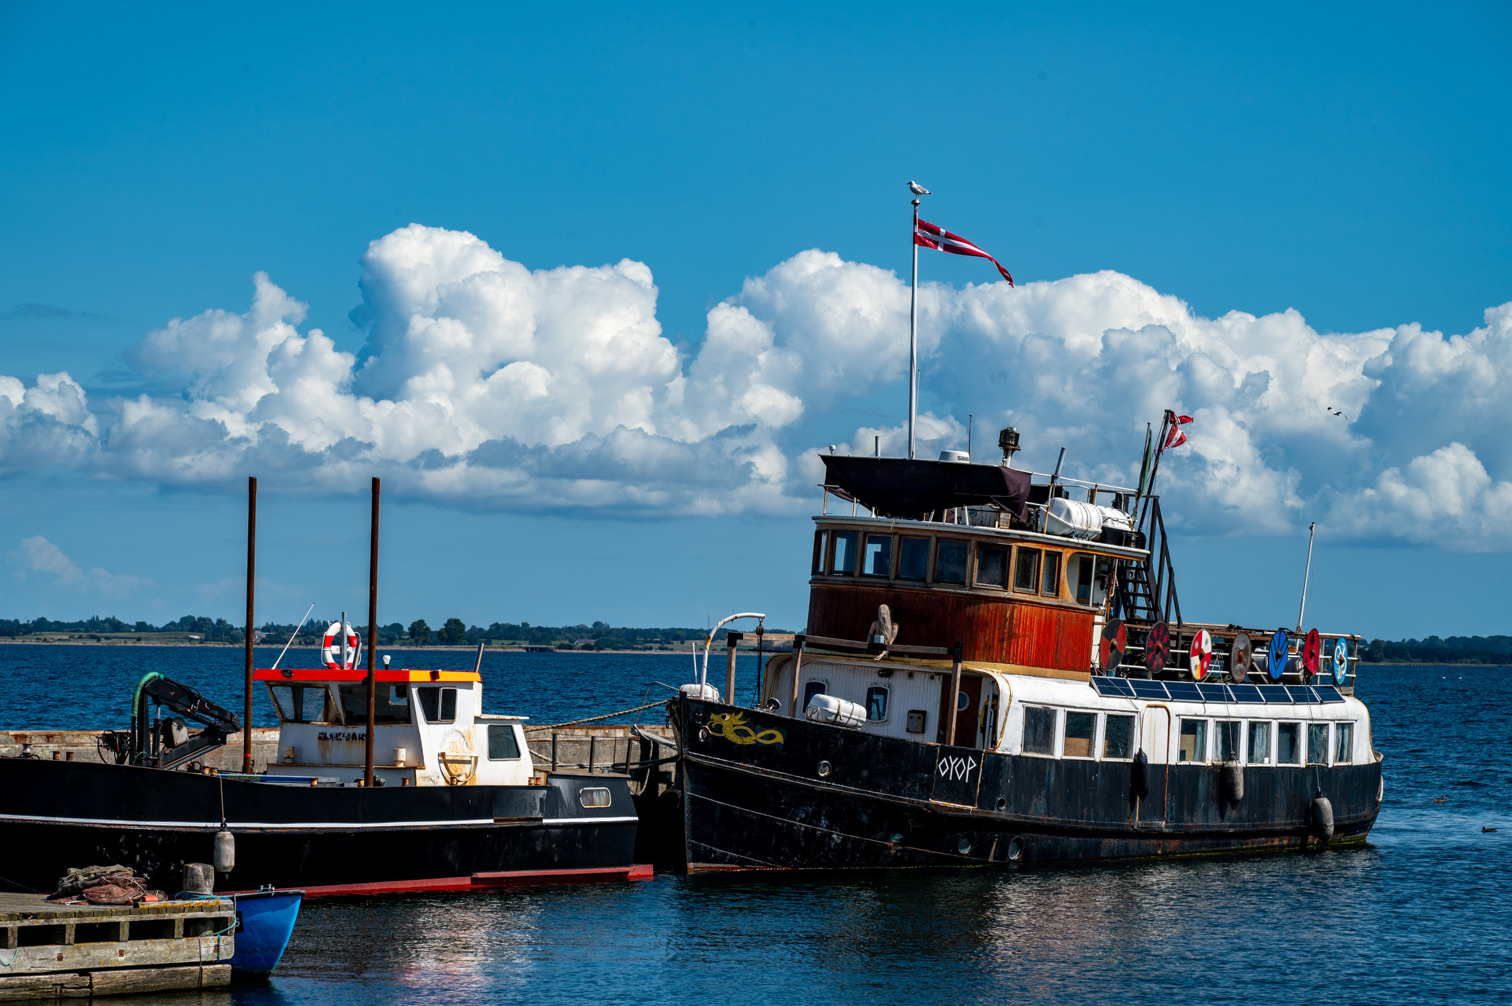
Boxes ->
[0,893,234,1000]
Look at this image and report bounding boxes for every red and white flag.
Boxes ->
[1162,410,1194,451]
[915,219,1013,286]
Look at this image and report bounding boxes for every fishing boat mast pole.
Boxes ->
[908,192,924,460]
[1296,521,1317,633]
[365,477,380,787]
[243,476,256,773]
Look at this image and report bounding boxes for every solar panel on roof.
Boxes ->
[1314,685,1345,703]
[1092,677,1122,697]
[1286,685,1318,703]
[1165,681,1203,702]
[1257,684,1291,703]
[1197,683,1233,703]
[1229,684,1264,703]
[1108,678,1136,697]
[1129,679,1169,700]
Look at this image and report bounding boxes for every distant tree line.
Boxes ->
[0,615,729,650]
[1357,635,1512,664]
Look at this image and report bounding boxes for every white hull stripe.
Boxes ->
[0,812,638,830]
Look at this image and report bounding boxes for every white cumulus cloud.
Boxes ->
[11,537,153,597]
[0,223,1509,548]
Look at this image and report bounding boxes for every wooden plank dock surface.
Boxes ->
[0,892,234,999]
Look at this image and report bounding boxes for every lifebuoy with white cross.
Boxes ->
[321,622,361,670]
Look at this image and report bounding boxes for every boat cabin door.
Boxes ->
[937,675,983,747]
[1137,705,1171,827]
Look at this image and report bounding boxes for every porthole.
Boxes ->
[995,796,1007,812]
[957,834,974,855]
[817,760,832,777]
[957,691,970,712]
[579,787,612,809]
[697,727,708,743]
[1006,836,1025,862]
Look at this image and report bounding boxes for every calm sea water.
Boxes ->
[2,648,1506,1005]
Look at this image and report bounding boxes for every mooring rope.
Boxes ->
[522,700,664,731]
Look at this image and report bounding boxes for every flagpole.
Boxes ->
[908,197,920,460]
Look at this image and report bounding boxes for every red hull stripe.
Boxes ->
[227,864,654,898]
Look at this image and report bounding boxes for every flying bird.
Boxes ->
[1326,406,1347,419]
[907,180,931,195]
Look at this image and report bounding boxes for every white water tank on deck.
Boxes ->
[1045,497,1134,539]
[680,682,721,701]
[806,694,867,729]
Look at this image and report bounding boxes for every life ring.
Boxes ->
[1302,629,1321,682]
[1332,639,1350,684]
[1189,629,1212,680]
[1267,629,1289,682]
[321,622,361,670]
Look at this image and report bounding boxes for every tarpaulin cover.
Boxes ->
[820,456,1032,521]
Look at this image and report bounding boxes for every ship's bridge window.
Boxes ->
[1334,722,1354,764]
[831,531,859,576]
[1014,548,1041,593]
[812,530,829,575]
[1041,552,1062,597]
[417,686,457,724]
[865,685,889,722]
[1022,706,1056,756]
[1063,711,1096,758]
[267,684,337,724]
[862,534,892,577]
[1307,723,1330,765]
[1071,553,1095,604]
[339,683,413,725]
[487,723,521,760]
[898,537,930,581]
[934,540,968,584]
[975,544,1008,588]
[1178,718,1208,763]
[1103,714,1134,759]
[1248,721,1272,764]
[1277,722,1302,764]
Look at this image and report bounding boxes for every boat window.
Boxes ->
[268,684,336,724]
[1073,553,1095,604]
[487,724,521,760]
[898,537,930,581]
[1178,718,1208,763]
[812,530,829,575]
[802,680,827,711]
[417,686,457,724]
[579,787,612,809]
[1334,722,1354,764]
[1063,711,1096,758]
[865,686,889,722]
[388,684,408,705]
[1103,714,1134,759]
[1022,706,1056,755]
[934,540,968,584]
[1277,722,1301,764]
[832,531,859,575]
[1014,548,1041,593]
[1041,552,1062,597]
[1248,721,1271,764]
[1307,723,1330,765]
[861,534,892,577]
[1216,720,1240,762]
[339,683,413,725]
[975,544,1008,587]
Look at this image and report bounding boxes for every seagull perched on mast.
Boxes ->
[907,180,931,196]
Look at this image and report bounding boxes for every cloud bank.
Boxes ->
[2,223,1510,548]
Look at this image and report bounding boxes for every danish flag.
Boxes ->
[1162,410,1194,451]
[914,219,1013,286]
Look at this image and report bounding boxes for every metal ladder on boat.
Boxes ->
[1114,496,1182,627]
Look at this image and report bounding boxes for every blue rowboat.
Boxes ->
[230,888,303,978]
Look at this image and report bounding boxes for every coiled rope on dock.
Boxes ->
[522,700,665,731]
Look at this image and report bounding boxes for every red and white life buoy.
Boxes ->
[321,622,361,670]
[1189,629,1213,681]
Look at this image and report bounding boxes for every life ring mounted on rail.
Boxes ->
[321,622,361,670]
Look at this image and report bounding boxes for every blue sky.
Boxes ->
[0,1,1509,637]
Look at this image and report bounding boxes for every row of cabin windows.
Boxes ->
[815,529,1095,601]
[1021,706,1357,765]
[269,683,459,727]
[1178,718,1354,766]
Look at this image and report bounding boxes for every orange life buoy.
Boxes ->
[321,622,361,669]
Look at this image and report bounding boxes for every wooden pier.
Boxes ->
[0,893,234,1000]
